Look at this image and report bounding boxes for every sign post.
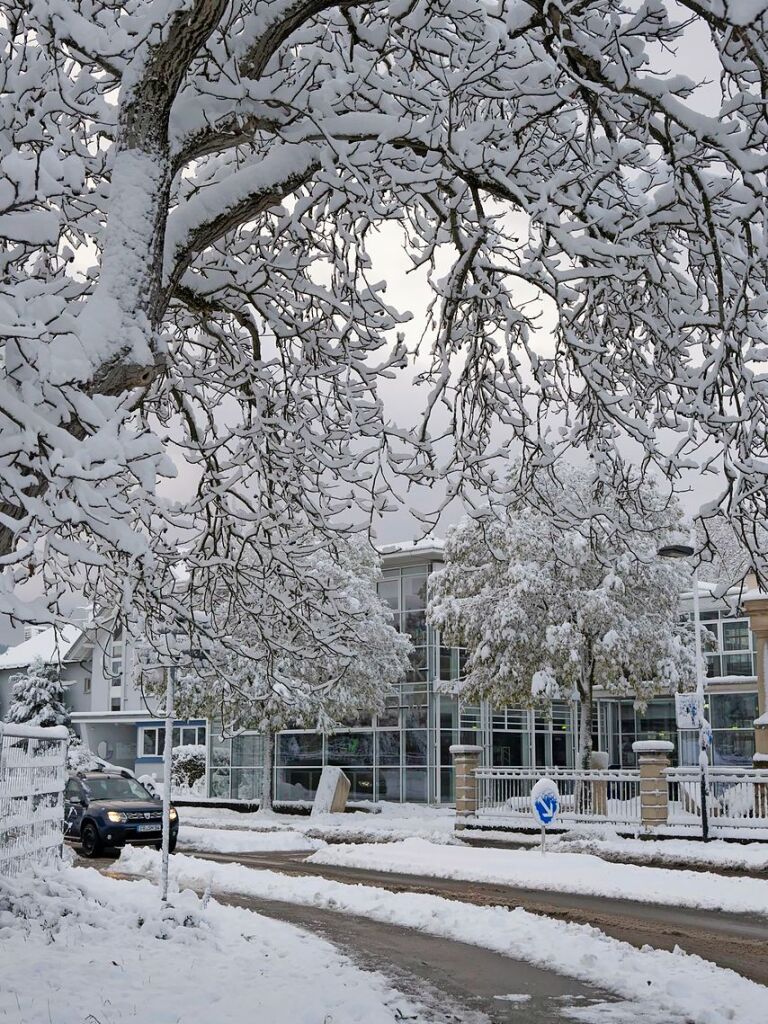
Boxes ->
[530,777,560,854]
[675,691,712,842]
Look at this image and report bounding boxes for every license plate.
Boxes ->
[136,823,158,833]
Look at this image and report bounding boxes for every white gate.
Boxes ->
[0,723,69,876]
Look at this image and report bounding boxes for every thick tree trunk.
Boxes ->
[260,729,274,814]
[578,683,594,772]
[576,679,594,816]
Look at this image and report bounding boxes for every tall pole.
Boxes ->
[691,567,709,842]
[160,664,174,901]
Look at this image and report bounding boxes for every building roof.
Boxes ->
[380,538,445,567]
[0,624,83,671]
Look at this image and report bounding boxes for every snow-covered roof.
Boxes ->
[0,625,83,670]
[380,537,444,560]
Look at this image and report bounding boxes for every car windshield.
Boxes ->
[83,777,154,802]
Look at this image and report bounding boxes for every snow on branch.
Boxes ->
[2,0,768,639]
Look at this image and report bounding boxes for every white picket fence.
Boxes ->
[475,764,768,836]
[475,766,642,828]
[0,722,69,876]
[666,765,768,832]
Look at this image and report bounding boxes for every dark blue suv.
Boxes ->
[64,770,179,857]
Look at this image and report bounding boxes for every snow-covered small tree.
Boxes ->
[146,538,411,811]
[6,656,71,730]
[429,466,701,771]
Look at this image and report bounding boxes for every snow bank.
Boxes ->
[119,848,768,1024]
[0,866,423,1024]
[178,802,459,844]
[307,837,768,915]
[178,824,323,853]
[555,834,768,872]
[465,829,768,871]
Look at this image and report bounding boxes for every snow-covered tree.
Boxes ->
[428,466,701,770]
[144,539,411,810]
[697,515,767,595]
[2,1,768,642]
[6,656,71,730]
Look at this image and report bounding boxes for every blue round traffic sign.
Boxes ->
[531,778,560,826]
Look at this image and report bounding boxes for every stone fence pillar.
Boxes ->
[589,750,609,816]
[450,744,484,829]
[633,740,674,830]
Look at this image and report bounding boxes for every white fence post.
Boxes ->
[0,722,69,877]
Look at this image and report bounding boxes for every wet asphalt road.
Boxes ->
[74,843,768,1022]
[173,847,768,986]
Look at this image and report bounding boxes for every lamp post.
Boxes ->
[657,542,710,842]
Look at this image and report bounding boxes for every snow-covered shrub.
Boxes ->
[171,745,207,791]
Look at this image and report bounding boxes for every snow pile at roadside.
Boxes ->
[555,834,768,872]
[0,866,424,1024]
[179,802,459,844]
[464,828,768,872]
[178,824,323,853]
[307,837,768,915]
[120,847,767,1024]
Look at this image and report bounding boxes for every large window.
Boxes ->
[691,610,757,678]
[492,704,574,768]
[173,725,206,748]
[378,565,429,682]
[107,629,124,711]
[140,724,206,757]
[709,692,758,766]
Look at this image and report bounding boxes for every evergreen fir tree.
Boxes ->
[7,656,71,730]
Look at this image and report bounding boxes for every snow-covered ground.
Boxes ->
[178,824,323,853]
[549,833,768,872]
[179,801,459,844]
[120,847,768,1024]
[306,837,768,915]
[466,827,768,871]
[0,865,429,1024]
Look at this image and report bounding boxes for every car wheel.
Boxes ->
[154,838,177,853]
[80,822,103,858]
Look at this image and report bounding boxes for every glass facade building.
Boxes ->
[205,546,760,803]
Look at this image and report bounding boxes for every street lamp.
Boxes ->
[657,542,710,842]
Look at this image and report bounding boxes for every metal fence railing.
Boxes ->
[0,722,69,877]
[666,766,768,832]
[475,766,642,828]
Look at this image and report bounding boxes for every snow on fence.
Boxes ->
[0,722,69,876]
[475,766,642,828]
[666,766,768,832]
